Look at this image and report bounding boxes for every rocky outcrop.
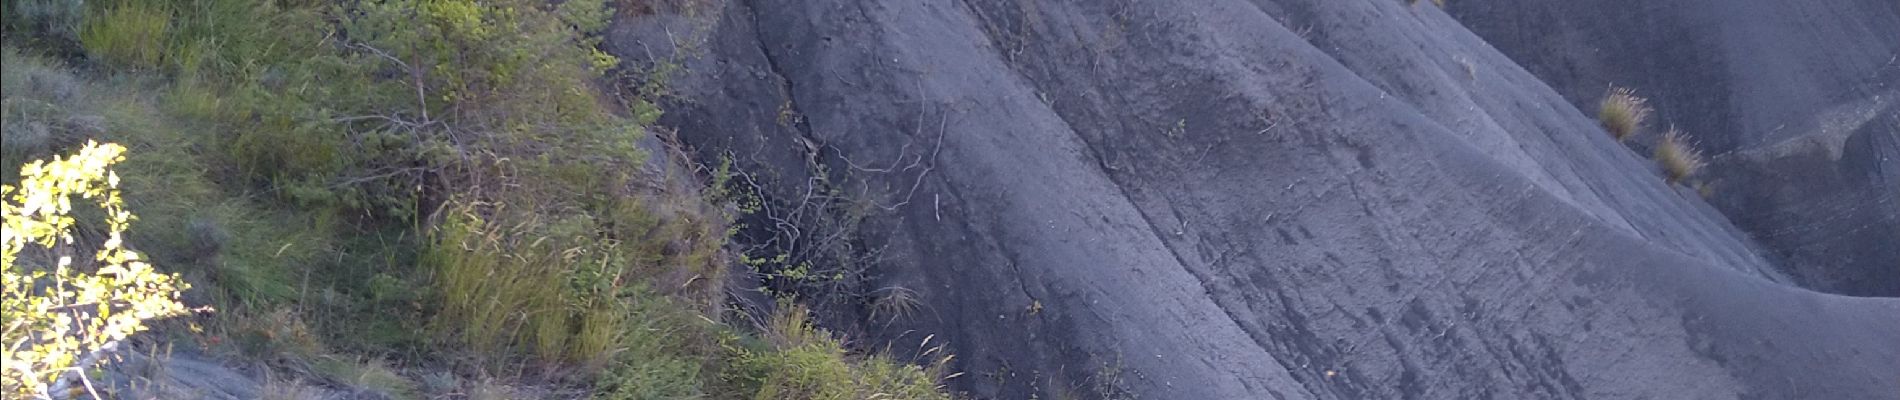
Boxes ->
[607,1,1900,398]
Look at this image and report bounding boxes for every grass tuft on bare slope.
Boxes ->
[1598,86,1652,141]
[1655,127,1706,184]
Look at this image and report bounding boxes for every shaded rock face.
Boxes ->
[607,1,1900,399]
[1449,0,1900,296]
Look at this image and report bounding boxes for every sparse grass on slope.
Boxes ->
[1655,128,1706,184]
[2,0,957,397]
[1598,86,1651,141]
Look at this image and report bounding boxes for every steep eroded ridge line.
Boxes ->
[737,0,825,161]
[944,0,1331,396]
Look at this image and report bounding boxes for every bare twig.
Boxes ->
[352,42,432,124]
[46,340,121,399]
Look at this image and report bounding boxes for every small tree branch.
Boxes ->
[46,340,120,399]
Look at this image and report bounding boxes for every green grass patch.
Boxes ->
[722,302,952,400]
[80,1,171,68]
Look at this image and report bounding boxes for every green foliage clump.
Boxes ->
[2,142,189,399]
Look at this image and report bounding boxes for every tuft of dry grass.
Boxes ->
[1654,128,1706,184]
[869,286,923,324]
[1598,86,1652,141]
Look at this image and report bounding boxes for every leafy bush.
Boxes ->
[1598,86,1651,141]
[2,141,189,399]
[1654,128,1706,184]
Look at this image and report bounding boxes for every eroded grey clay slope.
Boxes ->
[1452,0,1900,296]
[608,0,1900,398]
